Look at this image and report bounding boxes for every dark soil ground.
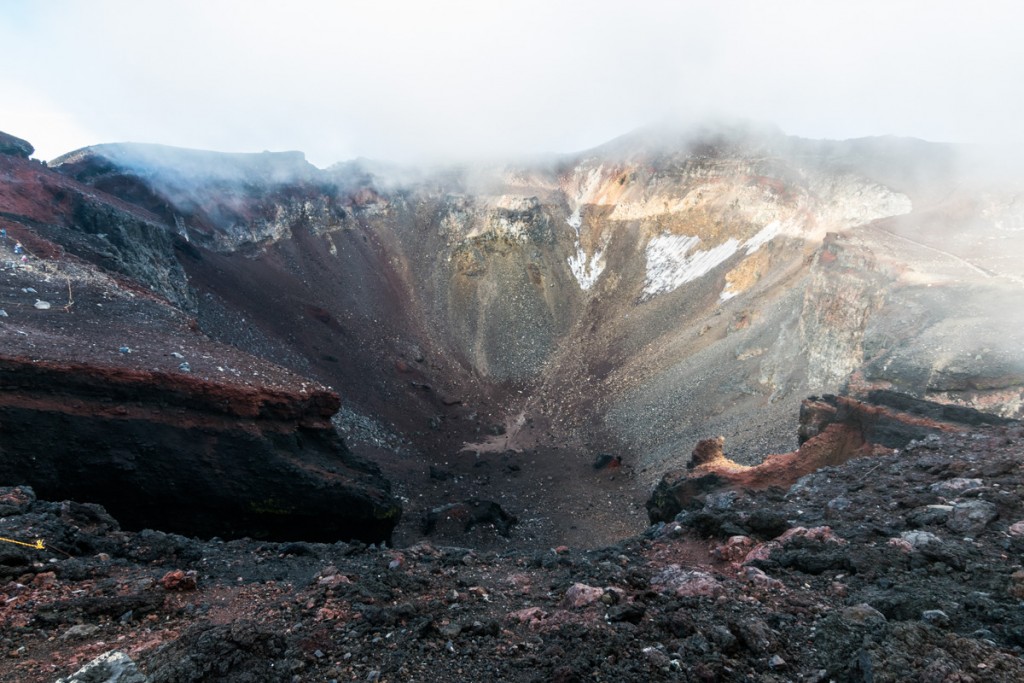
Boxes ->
[3,423,1024,682]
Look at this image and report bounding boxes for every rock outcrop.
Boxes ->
[646,392,1014,523]
[0,130,34,159]
[0,357,400,543]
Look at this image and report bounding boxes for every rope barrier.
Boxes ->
[0,536,45,550]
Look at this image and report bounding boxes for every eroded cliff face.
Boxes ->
[0,184,401,543]
[0,357,400,543]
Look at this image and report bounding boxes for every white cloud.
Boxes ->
[2,0,1023,165]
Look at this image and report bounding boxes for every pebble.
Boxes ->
[922,609,950,627]
[900,530,942,548]
[33,299,51,310]
[60,624,99,640]
[562,582,604,608]
[642,647,671,667]
[947,500,998,534]
[930,478,984,496]
[841,603,887,625]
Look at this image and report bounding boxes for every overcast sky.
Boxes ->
[2,1,1022,167]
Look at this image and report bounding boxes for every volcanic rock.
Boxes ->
[0,130,34,159]
[0,357,400,543]
[55,651,146,683]
[647,392,1010,523]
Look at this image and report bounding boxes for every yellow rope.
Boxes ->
[0,536,45,550]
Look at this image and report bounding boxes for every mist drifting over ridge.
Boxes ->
[2,0,1024,167]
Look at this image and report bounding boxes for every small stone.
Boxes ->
[0,309,7,317]
[1007,520,1024,537]
[31,571,56,588]
[642,647,671,667]
[769,655,787,669]
[178,362,191,372]
[159,569,198,591]
[900,530,942,548]
[562,582,604,608]
[841,603,887,625]
[743,566,785,590]
[0,486,36,516]
[922,609,950,627]
[651,566,722,597]
[317,573,351,588]
[170,351,185,359]
[1008,570,1024,599]
[704,490,737,510]
[54,651,146,683]
[713,535,754,562]
[827,496,852,512]
[947,500,998,534]
[507,607,546,625]
[33,299,50,310]
[930,478,984,496]
[61,624,99,640]
[438,622,462,638]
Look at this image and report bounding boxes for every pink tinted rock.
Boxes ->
[651,565,722,597]
[562,582,605,608]
[713,535,755,562]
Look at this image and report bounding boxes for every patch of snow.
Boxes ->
[565,207,605,290]
[719,287,739,302]
[568,246,606,291]
[566,207,582,230]
[643,234,739,298]
[743,220,781,254]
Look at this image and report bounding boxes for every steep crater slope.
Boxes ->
[54,130,1024,447]
[5,124,1023,548]
[0,148,400,543]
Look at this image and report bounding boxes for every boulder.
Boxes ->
[0,131,34,159]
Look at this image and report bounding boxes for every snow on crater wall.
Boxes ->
[566,207,606,291]
[643,234,739,298]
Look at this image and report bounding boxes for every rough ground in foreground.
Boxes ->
[2,423,1024,682]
